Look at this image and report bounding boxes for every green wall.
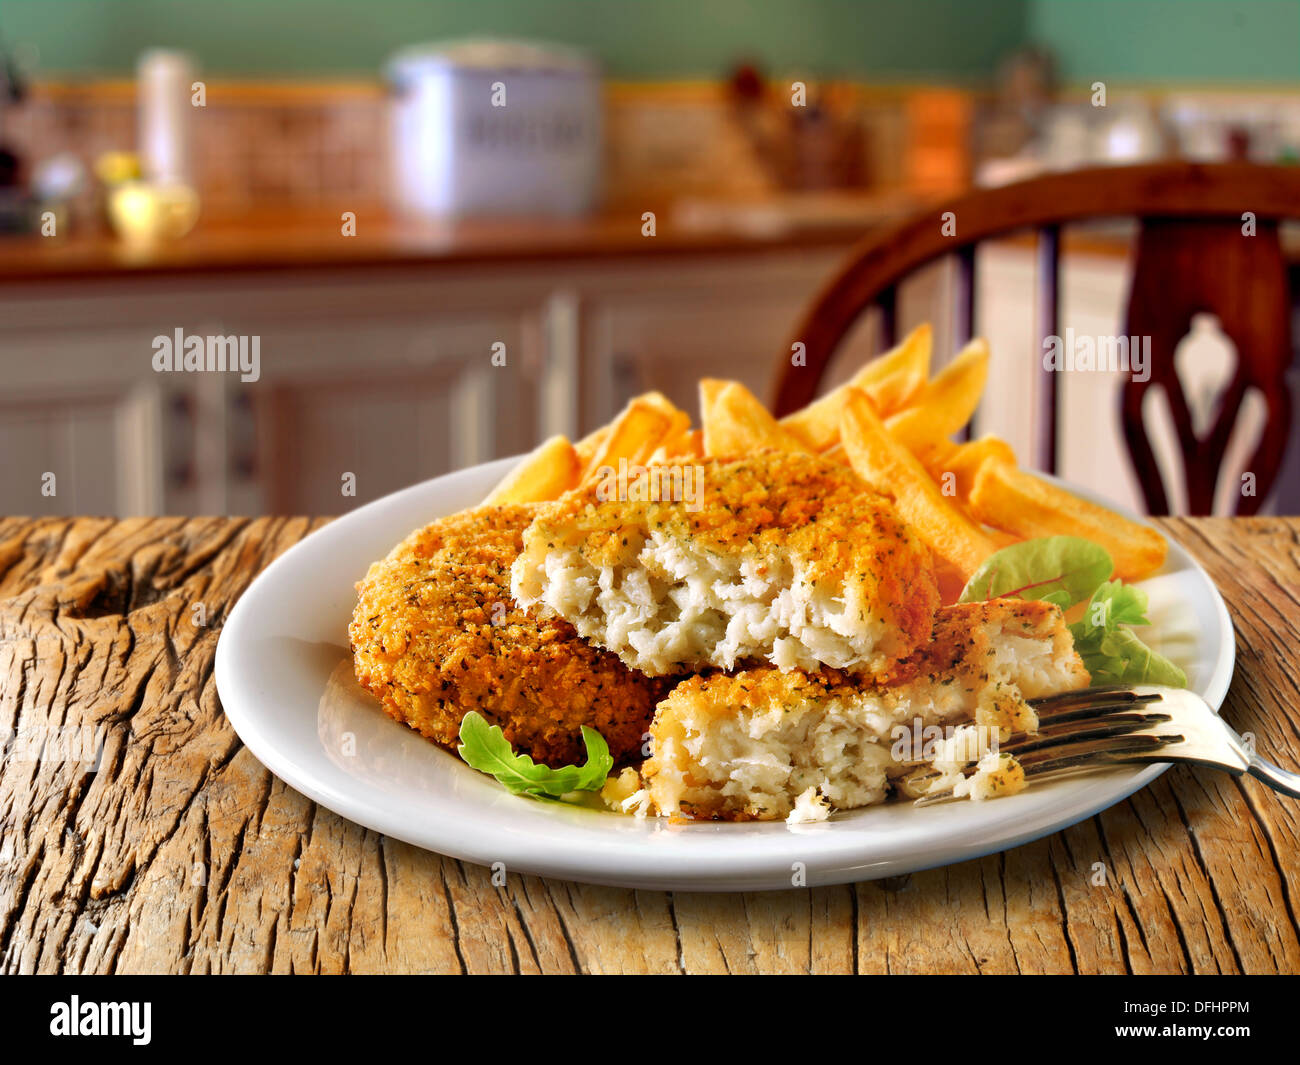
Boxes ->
[3,0,1296,84]
[1029,0,1300,84]
[0,0,1028,80]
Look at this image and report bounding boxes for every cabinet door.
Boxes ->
[251,361,487,514]
[0,394,116,514]
[975,244,1148,514]
[0,320,167,515]
[575,252,876,428]
[227,310,542,514]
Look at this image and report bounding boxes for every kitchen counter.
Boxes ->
[1,514,1296,973]
[0,197,920,283]
[7,203,1300,285]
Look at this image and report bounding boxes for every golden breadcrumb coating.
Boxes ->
[511,450,939,677]
[350,504,668,768]
[521,449,919,574]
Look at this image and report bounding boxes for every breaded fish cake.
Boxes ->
[511,450,938,678]
[350,504,667,768]
[642,599,1090,822]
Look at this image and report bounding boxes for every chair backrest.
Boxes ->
[771,162,1300,515]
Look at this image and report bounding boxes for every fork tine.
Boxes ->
[1029,684,1132,708]
[911,684,1300,807]
[1015,732,1182,768]
[911,733,1184,806]
[1029,688,1164,721]
[1002,712,1173,756]
[1022,742,1182,778]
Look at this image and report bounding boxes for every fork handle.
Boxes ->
[1247,756,1300,799]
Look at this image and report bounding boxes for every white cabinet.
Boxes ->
[0,387,159,515]
[571,251,868,425]
[0,314,169,515]
[201,275,548,513]
[0,271,548,515]
[975,242,1151,511]
[3,241,1257,517]
[0,249,860,516]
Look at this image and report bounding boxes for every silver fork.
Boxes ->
[913,685,1300,807]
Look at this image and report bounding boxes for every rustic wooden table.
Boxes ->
[1,515,1297,974]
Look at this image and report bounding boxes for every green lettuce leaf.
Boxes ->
[1072,579,1150,633]
[1068,581,1187,687]
[959,536,1114,609]
[456,712,613,799]
[961,538,1187,689]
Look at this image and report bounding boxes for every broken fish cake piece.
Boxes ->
[641,599,1091,822]
[510,450,939,678]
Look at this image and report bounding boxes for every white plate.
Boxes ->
[215,457,1235,891]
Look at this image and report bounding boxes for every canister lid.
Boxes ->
[386,38,597,80]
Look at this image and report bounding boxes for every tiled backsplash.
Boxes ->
[8,80,921,222]
[10,79,1300,227]
[11,83,392,220]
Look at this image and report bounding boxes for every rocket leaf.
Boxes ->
[456,712,613,800]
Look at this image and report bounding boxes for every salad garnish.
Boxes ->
[959,536,1186,687]
[457,712,613,800]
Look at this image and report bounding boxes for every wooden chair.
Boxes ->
[771,162,1300,515]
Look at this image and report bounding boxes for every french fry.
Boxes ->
[779,386,857,453]
[583,396,689,481]
[578,391,693,474]
[483,434,581,505]
[641,393,693,454]
[701,379,811,457]
[573,424,610,470]
[968,462,1168,581]
[822,441,851,465]
[862,322,933,416]
[912,437,959,469]
[637,391,679,414]
[926,435,1018,499]
[986,525,1020,548]
[884,337,990,454]
[779,324,932,452]
[655,417,693,461]
[650,427,704,465]
[840,388,996,579]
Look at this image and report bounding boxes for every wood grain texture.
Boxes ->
[1,515,1297,974]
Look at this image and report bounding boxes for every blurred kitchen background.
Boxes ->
[1,0,1298,516]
